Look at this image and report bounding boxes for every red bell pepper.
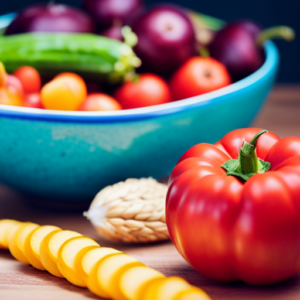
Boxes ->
[166,128,300,285]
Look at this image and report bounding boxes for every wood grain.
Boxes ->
[1,85,300,300]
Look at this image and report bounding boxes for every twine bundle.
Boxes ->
[84,178,169,243]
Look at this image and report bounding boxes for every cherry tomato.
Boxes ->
[81,93,122,111]
[170,57,231,101]
[55,72,87,103]
[114,74,172,109]
[0,63,23,107]
[13,66,41,94]
[41,73,87,111]
[0,89,23,106]
[6,74,24,98]
[55,72,84,82]
[24,93,44,109]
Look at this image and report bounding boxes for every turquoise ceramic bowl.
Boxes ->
[0,14,279,207]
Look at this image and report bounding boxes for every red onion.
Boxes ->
[82,0,143,30]
[5,3,95,35]
[101,23,124,41]
[132,5,196,75]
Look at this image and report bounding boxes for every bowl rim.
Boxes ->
[0,11,279,123]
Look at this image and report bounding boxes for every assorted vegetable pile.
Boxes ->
[166,128,300,285]
[0,219,211,300]
[1,0,299,291]
[0,0,294,111]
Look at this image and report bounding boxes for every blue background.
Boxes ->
[0,0,299,83]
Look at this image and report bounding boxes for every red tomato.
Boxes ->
[114,74,171,109]
[24,93,44,109]
[170,57,231,101]
[13,66,41,94]
[166,128,300,285]
[81,93,122,111]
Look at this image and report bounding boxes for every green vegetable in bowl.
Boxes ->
[0,33,141,83]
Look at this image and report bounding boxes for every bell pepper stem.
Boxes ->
[239,147,259,174]
[256,26,295,47]
[221,130,271,181]
[239,130,268,175]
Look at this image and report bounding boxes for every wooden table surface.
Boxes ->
[1,85,300,300]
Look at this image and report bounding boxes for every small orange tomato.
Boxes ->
[170,57,231,101]
[0,89,24,107]
[55,73,87,105]
[55,72,83,80]
[41,73,87,111]
[13,66,41,94]
[81,93,122,111]
[0,63,23,107]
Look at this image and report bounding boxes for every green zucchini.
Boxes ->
[0,33,141,83]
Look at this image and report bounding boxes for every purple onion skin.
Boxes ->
[132,5,196,75]
[209,20,264,82]
[83,0,143,30]
[5,4,45,35]
[101,24,124,41]
[5,4,95,35]
[233,20,263,39]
